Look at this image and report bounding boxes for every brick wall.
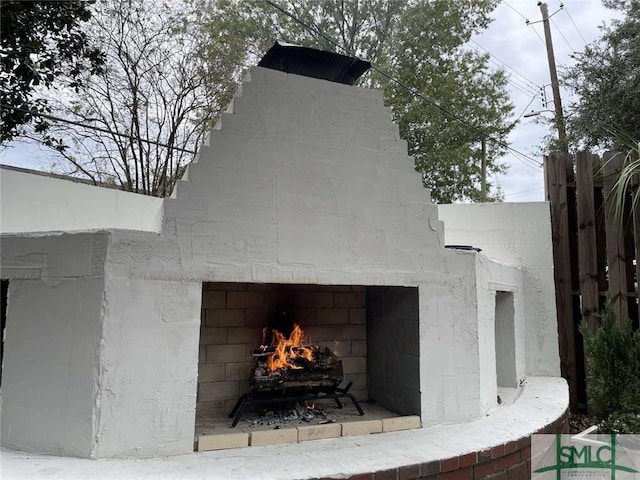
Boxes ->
[197,283,368,416]
[314,410,569,480]
[367,287,420,416]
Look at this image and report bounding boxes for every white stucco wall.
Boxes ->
[0,167,163,234]
[0,233,108,457]
[438,202,560,377]
[419,252,481,421]
[95,274,202,458]
[0,68,562,459]
[0,230,201,459]
[474,254,526,414]
[419,250,526,422]
[163,67,446,280]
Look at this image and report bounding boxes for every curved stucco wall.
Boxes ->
[0,167,163,234]
[438,202,560,377]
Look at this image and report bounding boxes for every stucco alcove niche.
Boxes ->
[0,44,568,479]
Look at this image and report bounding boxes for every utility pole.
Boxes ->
[538,2,567,149]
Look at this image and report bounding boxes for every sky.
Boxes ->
[0,0,624,203]
[475,0,622,202]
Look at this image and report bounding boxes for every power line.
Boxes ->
[506,135,544,168]
[509,149,543,170]
[469,48,540,96]
[504,186,544,197]
[504,81,545,102]
[502,0,546,49]
[509,94,547,169]
[515,94,540,121]
[502,0,545,49]
[468,49,542,98]
[529,22,547,46]
[477,62,545,109]
[475,62,541,97]
[470,40,542,92]
[1,104,197,154]
[5,3,545,170]
[551,17,575,52]
[503,1,529,21]
[262,0,543,167]
[562,4,588,45]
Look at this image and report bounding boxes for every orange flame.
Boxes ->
[264,323,315,372]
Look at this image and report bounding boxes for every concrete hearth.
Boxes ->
[196,402,421,450]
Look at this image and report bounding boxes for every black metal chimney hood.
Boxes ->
[258,41,371,86]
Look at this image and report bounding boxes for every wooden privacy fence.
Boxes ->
[544,151,640,410]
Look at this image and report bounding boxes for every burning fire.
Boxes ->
[261,323,315,372]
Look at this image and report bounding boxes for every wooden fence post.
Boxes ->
[630,161,640,329]
[634,196,640,328]
[602,151,629,324]
[576,151,600,331]
[544,151,577,409]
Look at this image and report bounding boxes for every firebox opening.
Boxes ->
[196,282,421,437]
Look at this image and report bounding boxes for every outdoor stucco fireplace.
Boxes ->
[0,42,562,462]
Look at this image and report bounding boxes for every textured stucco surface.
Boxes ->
[419,250,528,421]
[474,254,526,415]
[438,202,560,377]
[0,233,109,457]
[95,276,201,458]
[0,166,163,234]
[163,67,446,280]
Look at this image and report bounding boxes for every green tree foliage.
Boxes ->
[580,297,640,423]
[194,0,514,203]
[606,138,639,226]
[562,1,640,227]
[37,0,247,196]
[0,0,104,143]
[563,0,640,150]
[20,0,513,201]
[388,2,513,203]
